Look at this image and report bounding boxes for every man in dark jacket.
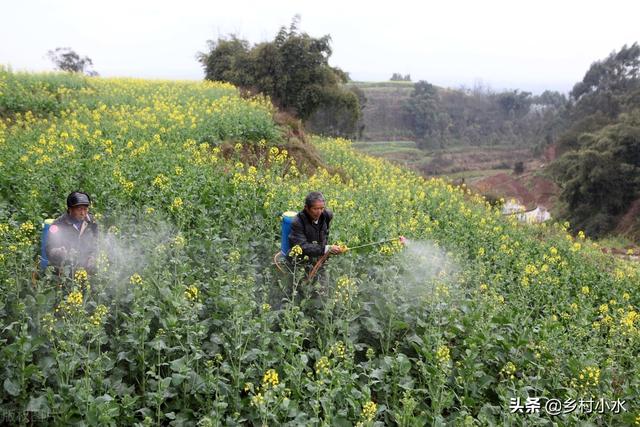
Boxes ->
[288,191,345,280]
[46,191,98,273]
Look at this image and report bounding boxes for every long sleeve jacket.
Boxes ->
[45,213,98,269]
[288,209,333,259]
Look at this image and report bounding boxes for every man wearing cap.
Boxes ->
[46,191,98,273]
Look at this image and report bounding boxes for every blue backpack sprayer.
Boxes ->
[40,219,55,270]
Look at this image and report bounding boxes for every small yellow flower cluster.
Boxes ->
[152,174,170,190]
[620,309,638,335]
[172,234,186,249]
[268,147,288,163]
[228,250,241,263]
[170,197,183,212]
[250,392,264,407]
[261,303,271,312]
[41,313,55,334]
[577,366,600,388]
[19,221,35,234]
[288,245,303,257]
[500,361,516,380]
[335,275,357,304]
[247,367,285,408]
[74,268,88,285]
[129,273,143,286]
[262,369,279,388]
[66,290,83,306]
[89,304,108,326]
[330,341,346,359]
[113,168,135,195]
[184,285,199,302]
[56,289,84,318]
[435,345,451,365]
[315,356,330,376]
[361,401,377,422]
[378,244,393,255]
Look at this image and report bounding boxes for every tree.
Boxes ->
[390,73,411,81]
[198,17,360,134]
[47,47,98,75]
[549,116,640,236]
[199,36,251,86]
[571,43,640,102]
[496,90,532,119]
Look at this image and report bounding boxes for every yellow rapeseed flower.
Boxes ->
[436,345,451,365]
[262,369,279,388]
[66,290,83,306]
[184,285,199,302]
[288,245,303,257]
[361,401,377,422]
[171,197,183,211]
[74,268,88,285]
[315,356,330,376]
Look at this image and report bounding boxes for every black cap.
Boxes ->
[67,192,91,208]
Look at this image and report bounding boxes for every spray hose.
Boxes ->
[273,236,407,280]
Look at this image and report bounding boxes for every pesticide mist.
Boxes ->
[394,239,462,309]
[93,215,184,294]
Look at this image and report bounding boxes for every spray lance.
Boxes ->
[342,236,408,251]
[273,210,409,278]
[305,235,408,281]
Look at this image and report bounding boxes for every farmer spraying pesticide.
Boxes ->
[276,191,408,283]
[45,191,99,276]
[287,191,346,284]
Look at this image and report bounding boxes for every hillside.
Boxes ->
[1,70,639,425]
[348,81,415,141]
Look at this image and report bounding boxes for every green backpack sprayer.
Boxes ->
[274,211,407,281]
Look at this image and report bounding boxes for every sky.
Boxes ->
[2,0,639,94]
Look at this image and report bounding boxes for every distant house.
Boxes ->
[502,199,526,215]
[502,199,551,223]
[517,206,551,224]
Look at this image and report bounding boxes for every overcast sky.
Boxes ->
[2,0,639,94]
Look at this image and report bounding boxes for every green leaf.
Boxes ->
[26,395,49,413]
[3,378,20,396]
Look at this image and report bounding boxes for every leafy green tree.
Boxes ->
[198,17,360,136]
[571,43,640,101]
[199,36,252,86]
[549,114,640,236]
[403,81,444,148]
[496,90,532,119]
